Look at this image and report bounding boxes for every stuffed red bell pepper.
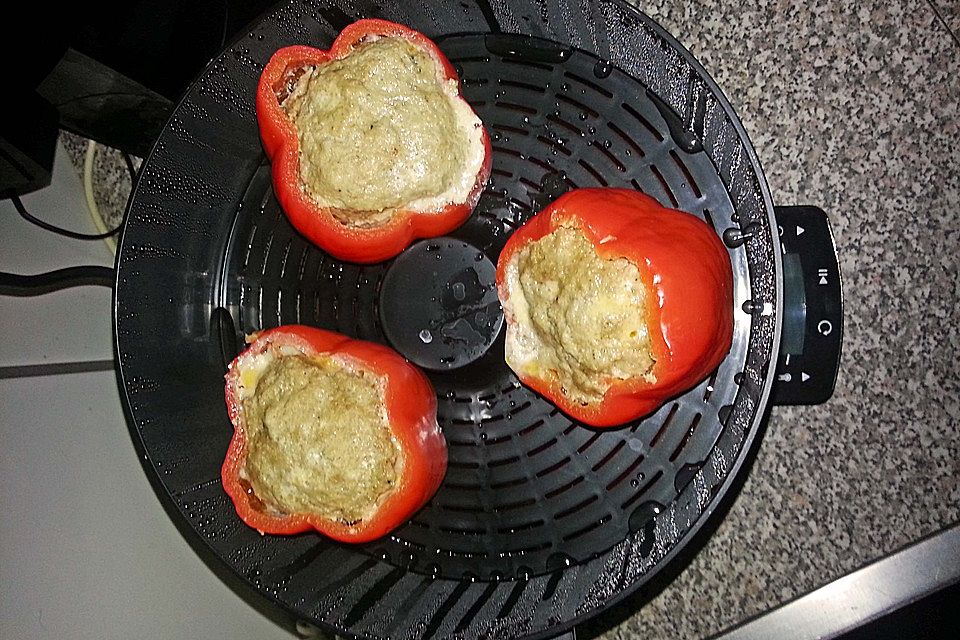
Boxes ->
[496,188,734,427]
[256,18,492,264]
[221,325,447,542]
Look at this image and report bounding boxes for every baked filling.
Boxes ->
[239,353,400,524]
[504,225,656,405]
[282,36,485,226]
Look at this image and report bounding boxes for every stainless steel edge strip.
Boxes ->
[713,522,960,640]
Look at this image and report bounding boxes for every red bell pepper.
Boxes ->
[496,188,734,427]
[221,325,447,542]
[256,19,492,264]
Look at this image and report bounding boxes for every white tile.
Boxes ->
[0,142,114,366]
[0,372,294,640]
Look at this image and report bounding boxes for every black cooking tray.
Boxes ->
[111,1,820,638]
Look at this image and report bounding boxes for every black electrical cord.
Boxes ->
[1,147,140,295]
[0,266,115,296]
[8,192,124,240]
[121,151,138,184]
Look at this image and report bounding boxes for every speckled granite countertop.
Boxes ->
[63,1,959,638]
[583,1,960,638]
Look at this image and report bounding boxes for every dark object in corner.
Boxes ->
[36,49,172,159]
[836,580,960,640]
[0,91,59,195]
[31,2,272,158]
[2,5,65,195]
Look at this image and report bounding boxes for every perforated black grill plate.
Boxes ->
[115,2,781,639]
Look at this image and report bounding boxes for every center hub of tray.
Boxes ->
[379,238,504,370]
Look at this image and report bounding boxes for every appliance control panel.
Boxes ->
[772,206,843,405]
